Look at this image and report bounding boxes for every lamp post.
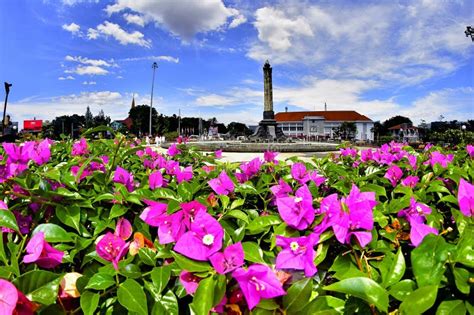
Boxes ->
[462,124,466,143]
[400,128,404,142]
[466,26,474,42]
[149,62,158,137]
[2,82,12,136]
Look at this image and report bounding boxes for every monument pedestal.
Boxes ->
[251,111,286,141]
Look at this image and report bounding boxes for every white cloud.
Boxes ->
[399,87,474,123]
[253,7,313,51]
[105,0,244,41]
[120,55,179,63]
[65,55,115,67]
[247,2,473,86]
[82,81,97,85]
[58,76,75,80]
[228,13,247,29]
[62,22,81,34]
[123,13,145,27]
[8,91,134,129]
[88,21,151,47]
[74,66,109,75]
[61,0,98,6]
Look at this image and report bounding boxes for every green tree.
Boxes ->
[93,109,111,127]
[85,106,93,128]
[333,122,357,140]
[129,105,158,136]
[227,122,251,136]
[382,116,412,129]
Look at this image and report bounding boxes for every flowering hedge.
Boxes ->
[0,135,473,314]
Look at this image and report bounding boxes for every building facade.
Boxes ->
[275,110,374,141]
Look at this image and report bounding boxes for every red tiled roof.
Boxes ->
[275,111,372,122]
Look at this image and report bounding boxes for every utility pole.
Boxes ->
[178,109,181,135]
[149,62,158,136]
[2,82,12,136]
[71,122,74,138]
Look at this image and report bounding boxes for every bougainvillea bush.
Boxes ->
[0,133,473,314]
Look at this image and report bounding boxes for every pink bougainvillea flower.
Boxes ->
[360,149,373,162]
[215,149,223,159]
[149,170,163,190]
[71,165,92,182]
[235,158,263,183]
[384,164,403,187]
[139,200,168,227]
[264,150,279,164]
[291,162,310,184]
[179,271,202,295]
[209,242,244,274]
[270,179,292,199]
[340,147,358,158]
[276,185,315,230]
[458,178,474,217]
[167,143,181,157]
[406,154,417,170]
[174,211,224,261]
[202,165,215,174]
[115,218,132,240]
[13,211,32,235]
[232,264,286,310]
[176,166,193,184]
[276,234,319,277]
[180,200,207,226]
[316,184,377,248]
[71,138,89,156]
[23,232,64,269]
[425,151,454,168]
[0,279,18,315]
[16,288,39,314]
[209,170,235,195]
[30,139,51,165]
[401,175,419,188]
[398,197,438,246]
[96,232,129,269]
[113,166,134,192]
[165,160,180,175]
[467,144,474,158]
[424,143,433,151]
[309,171,326,187]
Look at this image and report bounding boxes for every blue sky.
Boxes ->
[1,0,473,129]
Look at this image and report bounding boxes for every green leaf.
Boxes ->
[453,267,470,295]
[13,270,63,306]
[32,223,74,243]
[109,204,128,219]
[242,241,265,264]
[436,300,466,315]
[85,273,115,290]
[55,205,81,232]
[117,279,148,315]
[225,209,249,223]
[361,183,386,198]
[190,276,215,315]
[298,296,345,315]
[411,234,453,287]
[456,225,474,268]
[178,182,193,201]
[80,291,100,315]
[323,277,389,312]
[389,279,416,301]
[138,247,157,266]
[246,215,282,235]
[159,290,178,315]
[172,253,212,272]
[94,193,115,203]
[381,248,406,288]
[151,265,171,295]
[230,198,245,210]
[283,278,313,313]
[329,255,367,280]
[399,285,438,315]
[0,210,19,233]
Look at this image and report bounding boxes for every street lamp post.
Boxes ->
[2,82,12,136]
[149,62,158,137]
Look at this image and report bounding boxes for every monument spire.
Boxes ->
[131,94,136,109]
[263,60,274,119]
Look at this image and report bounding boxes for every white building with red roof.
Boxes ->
[275,110,374,141]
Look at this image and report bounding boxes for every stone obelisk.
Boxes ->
[251,60,286,141]
[263,61,274,120]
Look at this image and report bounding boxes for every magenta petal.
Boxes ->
[0,279,18,315]
[139,200,168,227]
[23,232,44,263]
[409,220,438,247]
[179,271,201,295]
[350,231,372,248]
[115,218,132,240]
[149,171,163,190]
[458,178,474,217]
[174,232,210,260]
[209,252,227,274]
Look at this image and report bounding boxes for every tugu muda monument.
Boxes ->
[251,60,286,141]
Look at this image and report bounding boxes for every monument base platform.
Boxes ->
[251,119,286,141]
